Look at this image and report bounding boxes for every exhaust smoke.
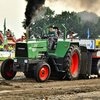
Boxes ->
[25,0,100,26]
[25,0,45,26]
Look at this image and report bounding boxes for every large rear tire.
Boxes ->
[1,59,16,80]
[97,59,100,77]
[34,62,51,82]
[63,45,81,80]
[91,59,100,77]
[24,71,34,78]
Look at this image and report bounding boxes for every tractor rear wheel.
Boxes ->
[1,59,16,80]
[24,71,34,78]
[34,62,51,82]
[97,60,100,77]
[64,45,81,80]
[91,59,100,77]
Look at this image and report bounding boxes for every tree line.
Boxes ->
[21,7,100,39]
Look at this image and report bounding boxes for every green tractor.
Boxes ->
[1,24,82,82]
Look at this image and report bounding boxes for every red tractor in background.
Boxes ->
[0,31,26,50]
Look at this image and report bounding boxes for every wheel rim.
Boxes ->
[6,63,15,76]
[71,52,79,75]
[39,66,49,80]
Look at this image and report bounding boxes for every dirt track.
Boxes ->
[0,61,100,100]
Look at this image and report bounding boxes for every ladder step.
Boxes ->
[55,64,62,66]
[58,70,66,73]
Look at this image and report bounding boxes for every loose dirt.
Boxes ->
[0,61,100,100]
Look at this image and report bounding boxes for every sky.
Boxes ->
[45,0,100,16]
[0,0,26,39]
[0,0,66,39]
[0,0,100,39]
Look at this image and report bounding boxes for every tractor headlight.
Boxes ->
[24,59,28,63]
[14,59,17,62]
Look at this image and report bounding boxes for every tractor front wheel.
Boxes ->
[34,62,51,82]
[1,59,16,80]
[64,45,81,80]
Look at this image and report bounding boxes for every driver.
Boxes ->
[48,26,55,35]
[48,26,58,50]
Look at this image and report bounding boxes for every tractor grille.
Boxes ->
[16,43,28,57]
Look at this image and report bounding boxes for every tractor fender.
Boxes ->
[54,41,80,58]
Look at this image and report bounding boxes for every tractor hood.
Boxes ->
[15,40,48,58]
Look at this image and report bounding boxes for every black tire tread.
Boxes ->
[63,45,81,80]
[34,62,51,82]
[1,59,16,80]
[24,71,34,78]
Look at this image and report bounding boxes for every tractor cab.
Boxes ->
[53,26,60,36]
[44,24,67,52]
[46,24,66,38]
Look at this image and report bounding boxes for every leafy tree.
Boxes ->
[22,7,100,39]
[0,30,2,33]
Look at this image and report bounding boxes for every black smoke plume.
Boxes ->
[25,0,45,26]
[25,0,100,26]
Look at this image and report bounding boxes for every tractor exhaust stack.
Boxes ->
[26,27,28,42]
